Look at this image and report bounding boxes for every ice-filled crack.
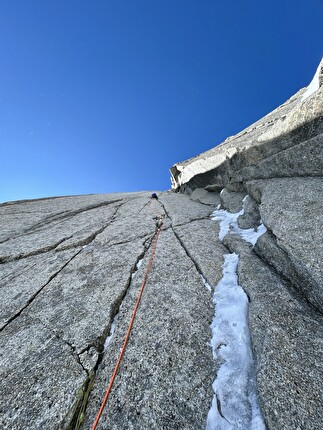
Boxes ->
[200,274,212,293]
[206,253,265,430]
[104,313,119,351]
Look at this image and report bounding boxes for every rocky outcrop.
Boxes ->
[171,58,323,192]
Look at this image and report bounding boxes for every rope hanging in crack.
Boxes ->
[91,221,163,430]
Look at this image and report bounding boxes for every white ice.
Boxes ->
[200,273,212,292]
[206,254,265,430]
[104,313,118,350]
[301,59,322,101]
[211,203,267,245]
[131,257,143,279]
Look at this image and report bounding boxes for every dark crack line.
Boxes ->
[0,203,123,264]
[56,203,124,251]
[190,199,219,207]
[68,230,159,428]
[0,237,10,245]
[159,200,213,290]
[93,232,156,366]
[7,198,125,240]
[216,394,232,425]
[34,316,89,375]
[105,232,155,248]
[175,216,213,227]
[0,248,83,332]
[0,236,74,264]
[172,226,213,291]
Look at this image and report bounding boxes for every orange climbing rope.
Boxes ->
[91,220,163,430]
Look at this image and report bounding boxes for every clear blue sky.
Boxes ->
[1,0,322,203]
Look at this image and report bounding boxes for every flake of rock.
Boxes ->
[237,195,261,229]
[79,347,99,372]
[247,177,323,312]
[220,188,247,213]
[190,188,221,206]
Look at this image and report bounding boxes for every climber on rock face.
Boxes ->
[151,193,158,200]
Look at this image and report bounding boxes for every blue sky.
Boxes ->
[1,0,322,203]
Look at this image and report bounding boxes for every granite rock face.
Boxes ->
[0,192,220,430]
[169,58,323,429]
[1,61,323,430]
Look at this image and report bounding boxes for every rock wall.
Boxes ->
[170,58,323,428]
[1,60,322,430]
[0,192,223,430]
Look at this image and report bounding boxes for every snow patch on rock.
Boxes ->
[211,207,267,245]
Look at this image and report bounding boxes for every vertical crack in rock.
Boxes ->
[64,232,157,430]
[0,248,83,332]
[162,196,265,428]
[205,196,267,429]
[159,200,212,291]
[63,372,96,430]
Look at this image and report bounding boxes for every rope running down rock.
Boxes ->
[91,219,164,430]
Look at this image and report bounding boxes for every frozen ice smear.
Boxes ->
[211,205,267,245]
[206,254,265,430]
[200,274,212,292]
[131,256,143,279]
[211,209,243,241]
[104,313,118,350]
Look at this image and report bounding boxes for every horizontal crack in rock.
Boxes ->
[0,236,74,263]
